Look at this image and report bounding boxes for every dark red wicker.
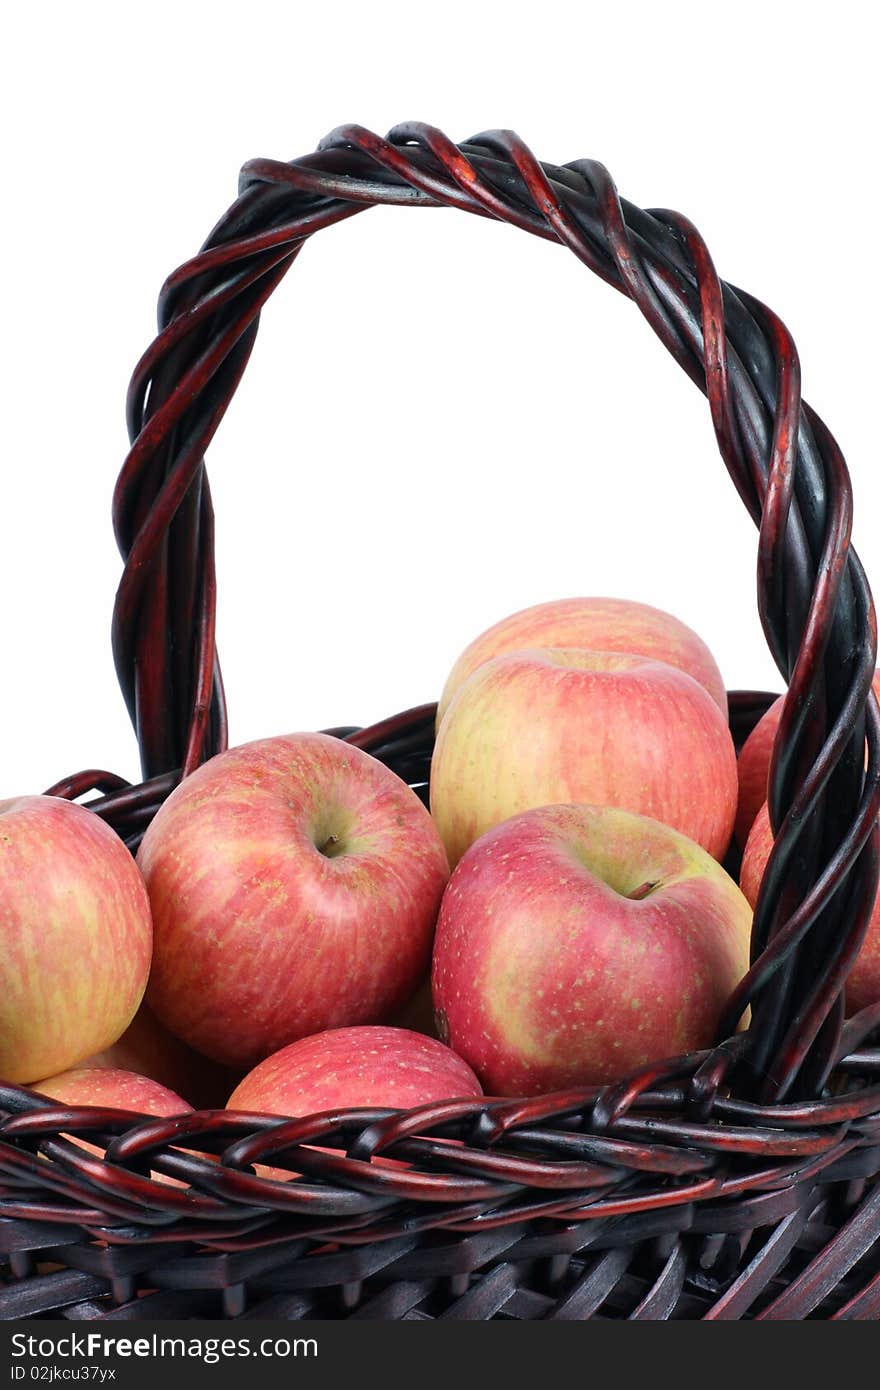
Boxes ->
[3,123,880,1321]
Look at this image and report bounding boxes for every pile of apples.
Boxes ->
[3,595,880,1134]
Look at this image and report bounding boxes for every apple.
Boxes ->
[740,802,880,1013]
[82,1003,234,1109]
[228,1025,482,1115]
[34,1066,191,1115]
[735,698,783,848]
[432,804,752,1096]
[735,673,880,847]
[430,648,737,868]
[33,1067,192,1190]
[138,732,449,1070]
[437,597,727,727]
[0,796,152,1084]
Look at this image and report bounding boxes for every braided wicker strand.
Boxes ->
[1,1045,880,1319]
[107,123,880,1102]
[2,126,879,1321]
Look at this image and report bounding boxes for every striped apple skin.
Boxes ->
[229,1025,482,1115]
[34,1065,190,1115]
[433,804,752,1096]
[438,597,728,725]
[0,796,152,1084]
[139,733,449,1069]
[432,649,737,868]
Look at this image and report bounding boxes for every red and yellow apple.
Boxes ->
[33,1067,193,1189]
[735,698,783,848]
[432,804,752,1095]
[139,733,449,1070]
[430,649,737,867]
[228,1025,482,1115]
[741,802,880,1013]
[438,597,727,726]
[34,1066,190,1116]
[736,673,880,847]
[0,796,152,1084]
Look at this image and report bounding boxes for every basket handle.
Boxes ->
[109,123,880,1103]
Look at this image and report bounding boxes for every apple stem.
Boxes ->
[318,833,341,857]
[628,879,660,901]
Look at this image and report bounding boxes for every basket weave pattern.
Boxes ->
[2,124,880,1320]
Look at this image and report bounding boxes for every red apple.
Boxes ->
[735,698,783,848]
[33,1066,190,1116]
[432,804,752,1095]
[33,1067,192,1190]
[0,796,152,1084]
[228,1025,482,1115]
[740,801,880,1013]
[438,597,727,726]
[736,673,880,847]
[431,648,737,867]
[82,1003,233,1109]
[139,733,449,1070]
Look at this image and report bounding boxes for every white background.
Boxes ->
[2,1,877,793]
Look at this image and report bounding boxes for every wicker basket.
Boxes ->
[2,123,880,1322]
